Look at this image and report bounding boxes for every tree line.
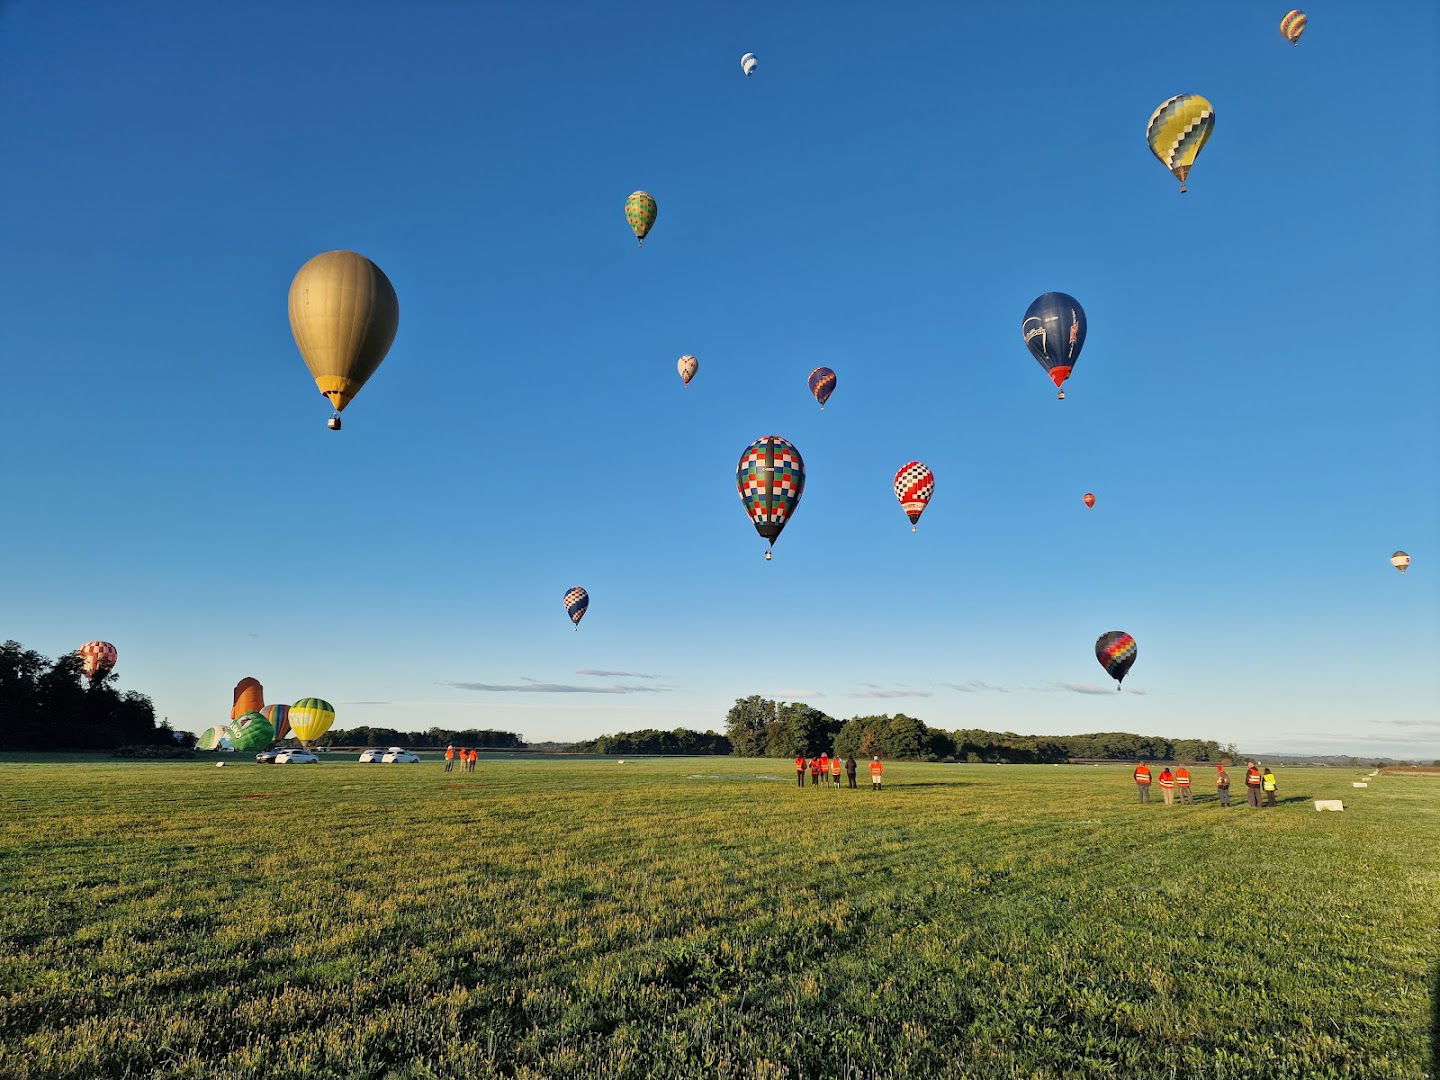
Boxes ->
[569,727,732,755]
[0,640,177,750]
[315,726,525,749]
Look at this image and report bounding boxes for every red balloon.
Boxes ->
[1083,493,1096,509]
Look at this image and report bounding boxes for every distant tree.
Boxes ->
[725,695,777,757]
[0,640,166,750]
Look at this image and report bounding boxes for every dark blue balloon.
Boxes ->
[1022,292,1086,398]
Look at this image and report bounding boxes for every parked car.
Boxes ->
[255,749,281,764]
[358,748,387,763]
[381,747,421,764]
[273,749,319,764]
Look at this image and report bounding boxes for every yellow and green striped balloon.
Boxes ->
[289,698,336,747]
[1146,94,1215,193]
[625,191,657,247]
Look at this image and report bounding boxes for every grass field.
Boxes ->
[1,756,1436,1079]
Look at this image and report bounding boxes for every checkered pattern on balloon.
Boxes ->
[736,437,805,557]
[893,462,935,530]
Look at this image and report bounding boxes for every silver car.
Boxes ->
[273,749,319,765]
[380,747,421,764]
[358,748,387,763]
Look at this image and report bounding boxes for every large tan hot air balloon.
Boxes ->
[288,251,399,430]
[231,677,264,722]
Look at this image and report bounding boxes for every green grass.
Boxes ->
[1,758,1436,1079]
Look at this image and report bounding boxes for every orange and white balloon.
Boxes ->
[77,641,118,681]
[677,355,698,386]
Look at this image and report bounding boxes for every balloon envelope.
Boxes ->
[1391,551,1410,574]
[625,191,657,246]
[677,355,698,385]
[1095,631,1138,687]
[564,586,589,628]
[289,251,399,416]
[741,52,758,76]
[1022,293,1086,397]
[229,711,275,753]
[737,436,805,551]
[262,704,291,740]
[1280,10,1307,44]
[231,677,264,722]
[1083,493,1096,509]
[1147,94,1215,192]
[197,727,223,751]
[77,641,117,681]
[807,367,836,408]
[893,462,935,530]
[289,698,336,745]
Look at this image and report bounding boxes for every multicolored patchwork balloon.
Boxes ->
[737,436,805,559]
[893,462,935,532]
[289,698,335,747]
[1083,492,1096,509]
[807,367,836,409]
[1095,631,1138,689]
[262,703,291,740]
[1022,293,1086,399]
[625,191,657,246]
[1280,10,1307,45]
[229,711,275,753]
[77,641,118,681]
[1147,94,1215,193]
[677,355,698,386]
[564,586,589,629]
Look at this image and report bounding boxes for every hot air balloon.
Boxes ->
[1280,10,1307,45]
[1022,292,1086,399]
[625,191,657,247]
[1147,94,1215,193]
[231,677,264,722]
[807,367,837,409]
[197,727,223,751]
[893,462,935,533]
[737,436,805,560]
[564,586,589,630]
[1083,493,1096,509]
[289,251,399,430]
[289,698,335,748]
[741,52,758,77]
[1391,551,1411,574]
[1095,632,1138,689]
[677,355,698,386]
[262,703,291,740]
[77,641,117,682]
[229,711,275,753]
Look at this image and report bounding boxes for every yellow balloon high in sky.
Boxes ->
[288,251,399,429]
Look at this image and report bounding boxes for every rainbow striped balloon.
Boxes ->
[1095,632,1138,688]
[1280,10,1307,45]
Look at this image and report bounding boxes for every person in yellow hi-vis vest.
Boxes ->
[830,755,842,788]
[869,757,883,791]
[1262,767,1278,807]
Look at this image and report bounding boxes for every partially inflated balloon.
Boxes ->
[807,367,836,409]
[1391,551,1410,574]
[289,252,399,426]
[737,436,805,559]
[1083,493,1096,509]
[564,586,589,630]
[1095,632,1138,689]
[677,355,698,386]
[625,191,657,246]
[1147,94,1215,193]
[1022,293,1086,399]
[1280,10,1307,44]
[289,698,335,746]
[893,462,935,532]
[741,53,758,77]
[77,641,117,681]
[231,677,264,722]
[229,711,275,753]
[197,727,223,751]
[262,704,291,740]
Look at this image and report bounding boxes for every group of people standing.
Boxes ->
[444,746,478,772]
[1132,760,1277,807]
[795,754,884,790]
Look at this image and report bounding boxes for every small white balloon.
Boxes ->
[741,52,758,77]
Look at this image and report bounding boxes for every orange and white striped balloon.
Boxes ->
[77,641,118,681]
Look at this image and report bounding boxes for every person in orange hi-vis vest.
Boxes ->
[869,757,884,790]
[794,754,806,789]
[1133,762,1153,803]
[809,757,821,787]
[1215,763,1232,807]
[830,755,842,788]
[1245,761,1264,808]
[1175,765,1193,804]
[467,748,478,773]
[444,745,455,773]
[1157,766,1176,806]
[818,752,830,782]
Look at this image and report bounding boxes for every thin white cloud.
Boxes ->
[774,689,825,700]
[448,680,667,695]
[852,687,933,699]
[1053,682,1146,696]
[942,681,1009,693]
[576,669,659,679]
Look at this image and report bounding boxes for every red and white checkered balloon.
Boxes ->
[893,462,935,531]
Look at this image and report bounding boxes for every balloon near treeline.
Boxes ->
[1022,293,1086,399]
[807,367,836,409]
[1146,94,1215,193]
[196,727,224,751]
[77,641,117,682]
[231,677,263,721]
[288,251,400,429]
[737,436,805,560]
[1280,10,1307,45]
[228,711,275,753]
[625,191,657,246]
[677,355,698,385]
[1095,632,1138,688]
[564,586,589,630]
[893,462,935,532]
[288,698,336,746]
[262,703,291,740]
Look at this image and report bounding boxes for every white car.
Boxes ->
[358,748,387,763]
[380,747,421,764]
[273,749,319,765]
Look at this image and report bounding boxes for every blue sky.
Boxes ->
[2,1,1436,755]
